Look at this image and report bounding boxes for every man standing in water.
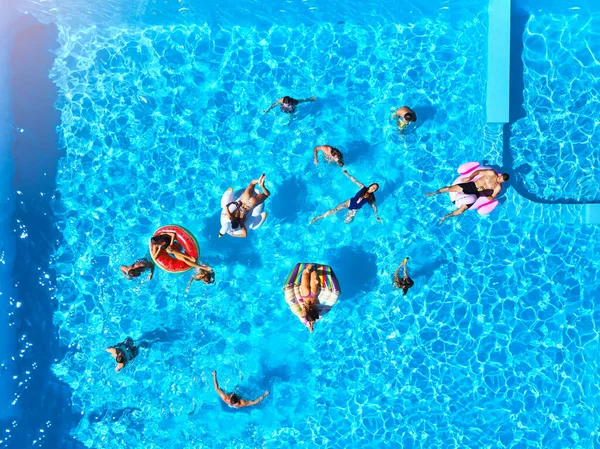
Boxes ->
[425,169,509,224]
[212,370,270,409]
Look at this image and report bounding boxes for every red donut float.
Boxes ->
[149,225,199,273]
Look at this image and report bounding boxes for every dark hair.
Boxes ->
[230,394,240,404]
[305,304,319,323]
[150,236,160,245]
[127,268,140,278]
[502,173,510,181]
[231,217,241,229]
[201,271,215,284]
[282,96,298,105]
[402,286,409,296]
[331,148,344,167]
[115,350,125,364]
[404,111,416,122]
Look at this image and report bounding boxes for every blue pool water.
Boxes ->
[3,0,600,448]
[510,11,600,202]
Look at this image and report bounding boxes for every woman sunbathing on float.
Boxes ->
[150,232,210,271]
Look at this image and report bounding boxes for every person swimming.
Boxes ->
[211,370,270,408]
[263,95,316,114]
[106,337,139,372]
[185,266,215,291]
[392,106,417,131]
[311,169,382,224]
[313,145,344,167]
[120,258,154,280]
[393,258,414,295]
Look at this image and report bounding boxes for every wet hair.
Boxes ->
[201,270,215,284]
[150,236,161,245]
[282,96,298,105]
[501,173,510,181]
[231,216,241,229]
[230,394,240,404]
[304,303,319,323]
[115,350,126,364]
[128,267,143,278]
[331,148,344,167]
[404,111,416,123]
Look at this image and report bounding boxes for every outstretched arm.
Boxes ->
[313,146,321,164]
[240,391,270,407]
[342,169,364,188]
[212,371,229,402]
[370,202,382,222]
[298,96,316,103]
[263,98,282,114]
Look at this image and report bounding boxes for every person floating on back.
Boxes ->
[425,169,509,224]
[313,145,344,167]
[392,106,417,131]
[106,337,139,372]
[150,232,208,269]
[311,169,381,224]
[120,258,154,280]
[212,370,270,408]
[263,95,316,114]
[393,258,414,295]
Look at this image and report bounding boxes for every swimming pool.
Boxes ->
[3,0,600,448]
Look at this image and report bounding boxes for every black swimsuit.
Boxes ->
[154,234,171,250]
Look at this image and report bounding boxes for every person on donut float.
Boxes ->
[150,232,210,270]
[425,169,509,224]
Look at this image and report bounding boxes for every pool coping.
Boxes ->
[486,0,595,224]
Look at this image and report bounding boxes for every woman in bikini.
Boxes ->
[150,232,207,270]
[120,258,154,280]
[288,264,321,332]
[311,170,382,224]
[235,174,271,217]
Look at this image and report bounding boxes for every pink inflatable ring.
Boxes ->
[448,162,499,215]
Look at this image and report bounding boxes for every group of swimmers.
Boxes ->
[108,96,511,408]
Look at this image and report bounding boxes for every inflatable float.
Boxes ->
[449,162,499,215]
[219,187,268,237]
[283,263,341,329]
[149,224,199,273]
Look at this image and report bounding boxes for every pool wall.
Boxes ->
[0,2,18,424]
[0,6,84,447]
[487,0,600,222]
